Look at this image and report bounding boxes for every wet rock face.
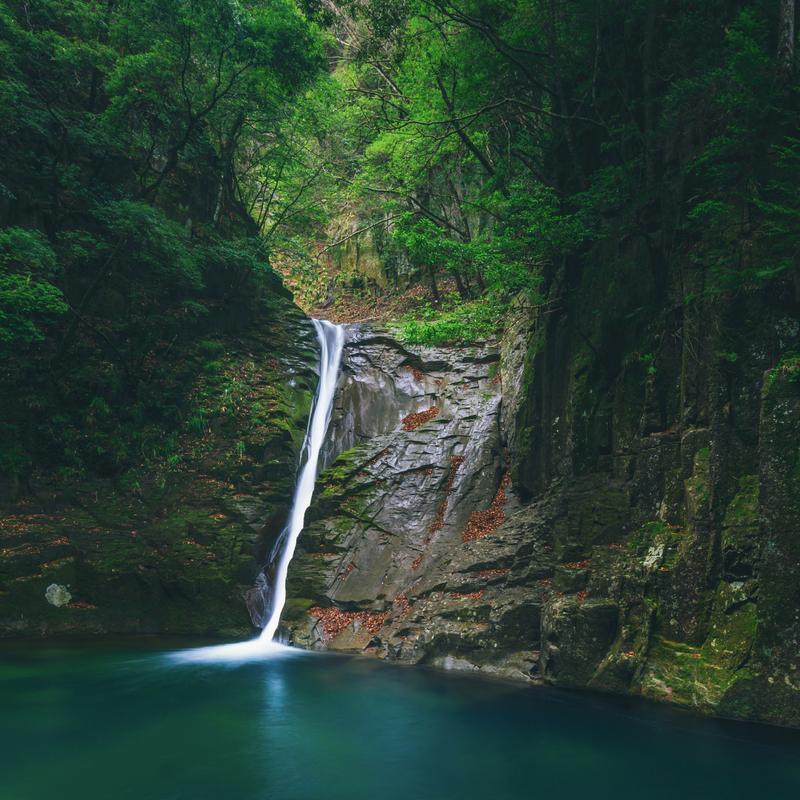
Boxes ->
[320,328,446,468]
[284,326,544,678]
[284,274,800,728]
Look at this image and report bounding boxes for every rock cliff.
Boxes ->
[283,268,800,728]
[284,326,521,668]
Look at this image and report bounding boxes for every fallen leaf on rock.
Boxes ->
[402,407,440,431]
[462,472,510,542]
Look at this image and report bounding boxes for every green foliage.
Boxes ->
[0,228,67,344]
[639,353,657,377]
[677,7,800,293]
[766,352,800,391]
[0,0,324,477]
[485,183,588,292]
[717,351,740,364]
[393,218,476,280]
[399,294,501,346]
[98,200,203,291]
[302,0,800,323]
[197,340,225,357]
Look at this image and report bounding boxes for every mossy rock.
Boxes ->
[721,475,760,580]
[639,585,757,712]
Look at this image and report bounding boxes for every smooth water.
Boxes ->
[1,642,799,800]
[260,318,344,641]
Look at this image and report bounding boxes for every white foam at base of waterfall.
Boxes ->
[166,638,304,665]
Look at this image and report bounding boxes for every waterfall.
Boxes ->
[260,318,344,641]
[167,319,344,665]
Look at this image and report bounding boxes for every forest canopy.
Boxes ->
[274,0,800,343]
[1,0,799,477]
[0,0,323,475]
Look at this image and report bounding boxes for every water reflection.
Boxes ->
[0,642,798,800]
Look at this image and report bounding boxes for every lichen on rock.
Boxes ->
[44,584,72,608]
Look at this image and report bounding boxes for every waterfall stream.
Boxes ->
[168,319,344,664]
[260,319,344,641]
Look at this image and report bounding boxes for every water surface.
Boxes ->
[1,640,798,800]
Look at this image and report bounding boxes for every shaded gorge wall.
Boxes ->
[282,253,800,729]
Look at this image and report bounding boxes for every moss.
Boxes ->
[285,538,348,599]
[639,584,757,711]
[628,521,690,570]
[721,475,760,579]
[280,596,317,624]
[641,638,734,710]
[551,483,630,561]
[684,446,712,520]
[764,351,800,394]
[632,520,670,541]
[723,475,759,526]
[318,445,372,490]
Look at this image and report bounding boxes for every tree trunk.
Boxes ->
[642,1,660,188]
[778,0,795,79]
[452,268,470,300]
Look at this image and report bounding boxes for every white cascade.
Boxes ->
[167,319,344,665]
[260,318,344,641]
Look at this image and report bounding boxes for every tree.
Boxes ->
[779,0,796,78]
[0,0,326,474]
